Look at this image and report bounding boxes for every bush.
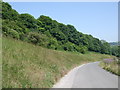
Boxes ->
[2,25,9,36]
[47,38,58,49]
[80,46,88,54]
[8,29,20,39]
[62,42,76,52]
[27,32,49,47]
[75,46,88,54]
[27,32,41,45]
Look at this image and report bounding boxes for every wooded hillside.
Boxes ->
[2,2,119,56]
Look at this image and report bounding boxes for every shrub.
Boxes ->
[75,46,88,54]
[8,29,20,39]
[27,32,49,47]
[2,25,9,36]
[62,42,76,52]
[47,38,58,49]
[27,32,41,45]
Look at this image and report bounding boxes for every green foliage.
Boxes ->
[118,46,120,57]
[62,42,75,51]
[8,29,20,39]
[47,38,58,50]
[38,15,53,26]
[75,45,88,54]
[111,46,119,56]
[101,41,111,54]
[19,13,37,29]
[37,27,45,33]
[2,2,19,20]
[2,2,117,55]
[50,28,67,42]
[27,32,49,47]
[27,32,41,44]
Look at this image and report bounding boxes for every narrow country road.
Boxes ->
[53,62,118,88]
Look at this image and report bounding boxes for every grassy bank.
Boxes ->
[2,37,114,88]
[100,58,120,76]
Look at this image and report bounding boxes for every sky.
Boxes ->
[8,2,118,42]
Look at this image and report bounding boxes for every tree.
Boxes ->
[50,28,67,43]
[2,2,19,20]
[19,13,37,29]
[100,41,111,54]
[37,15,53,26]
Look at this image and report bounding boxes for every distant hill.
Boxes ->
[109,42,118,46]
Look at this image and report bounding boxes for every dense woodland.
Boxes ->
[2,2,119,57]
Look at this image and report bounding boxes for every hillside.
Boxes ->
[2,37,114,88]
[2,2,116,55]
[109,42,119,46]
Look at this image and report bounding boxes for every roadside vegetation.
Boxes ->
[100,46,120,76]
[100,58,120,76]
[2,37,114,88]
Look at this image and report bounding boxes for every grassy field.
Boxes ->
[100,58,120,76]
[2,37,115,88]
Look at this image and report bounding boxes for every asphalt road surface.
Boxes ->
[53,62,118,88]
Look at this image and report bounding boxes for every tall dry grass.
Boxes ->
[2,37,114,88]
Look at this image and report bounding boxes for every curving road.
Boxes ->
[53,62,118,88]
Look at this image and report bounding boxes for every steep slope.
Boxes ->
[2,2,112,55]
[2,37,114,88]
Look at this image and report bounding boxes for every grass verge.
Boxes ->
[100,58,120,76]
[3,37,114,88]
